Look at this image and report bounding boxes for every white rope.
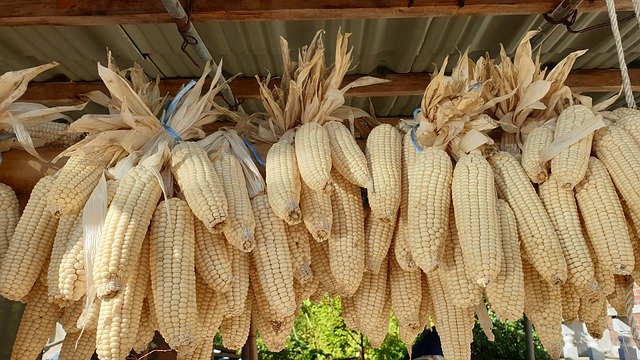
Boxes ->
[605,0,637,109]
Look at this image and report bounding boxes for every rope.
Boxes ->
[624,275,640,345]
[633,0,640,33]
[605,0,637,109]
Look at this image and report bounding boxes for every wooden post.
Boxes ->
[524,315,536,360]
[241,319,258,360]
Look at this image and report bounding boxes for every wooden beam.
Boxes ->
[0,0,633,26]
[20,69,640,106]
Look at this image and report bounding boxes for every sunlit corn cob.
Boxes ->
[284,221,313,283]
[593,125,640,215]
[612,107,640,119]
[394,133,418,271]
[295,122,333,193]
[352,258,388,336]
[194,218,233,293]
[418,273,434,328]
[96,238,149,360]
[76,297,100,331]
[10,279,61,360]
[539,175,599,298]
[93,165,161,299]
[149,199,198,353]
[220,298,251,350]
[133,297,157,354]
[576,157,634,274]
[607,274,629,316]
[214,152,256,251]
[425,271,475,360]
[579,297,606,324]
[252,291,296,352]
[438,208,483,308]
[266,138,302,225]
[294,273,318,303]
[587,235,615,298]
[485,199,524,322]
[561,285,580,322]
[59,298,84,334]
[389,255,422,330]
[407,146,452,272]
[551,105,596,189]
[328,170,365,296]
[366,124,402,222]
[364,211,396,274]
[324,121,371,188]
[452,151,501,286]
[341,295,360,331]
[521,126,554,184]
[47,154,105,217]
[0,182,19,264]
[58,330,96,360]
[522,255,562,360]
[195,272,224,347]
[628,220,640,283]
[0,175,57,301]
[489,151,567,285]
[250,194,296,319]
[614,112,640,144]
[47,214,84,306]
[299,181,332,242]
[309,237,340,297]
[362,286,391,348]
[586,309,608,340]
[220,243,250,317]
[171,141,228,233]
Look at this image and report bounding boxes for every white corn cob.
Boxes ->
[364,210,396,274]
[366,124,402,222]
[58,330,96,360]
[266,138,302,225]
[47,214,85,306]
[352,258,388,336]
[295,122,333,193]
[394,133,418,271]
[0,182,19,265]
[47,154,105,217]
[220,298,251,350]
[521,125,554,184]
[389,255,422,330]
[220,242,250,316]
[561,285,580,322]
[284,222,313,283]
[299,181,332,242]
[325,121,371,187]
[194,218,233,293]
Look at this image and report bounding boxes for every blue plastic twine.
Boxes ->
[410,108,424,153]
[158,80,197,142]
[242,137,266,167]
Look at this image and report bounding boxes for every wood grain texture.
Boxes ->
[0,0,633,26]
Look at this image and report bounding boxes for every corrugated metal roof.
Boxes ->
[0,11,639,116]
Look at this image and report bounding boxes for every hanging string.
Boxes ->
[605,0,637,109]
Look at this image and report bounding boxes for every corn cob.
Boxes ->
[220,298,252,350]
[250,194,296,319]
[576,157,635,275]
[579,297,606,324]
[252,297,296,352]
[195,272,224,348]
[295,122,333,193]
[77,297,100,331]
[615,115,640,146]
[309,237,339,297]
[561,285,580,322]
[133,297,157,354]
[47,132,85,148]
[194,218,233,293]
[328,170,365,296]
[171,141,228,233]
[522,255,562,360]
[419,273,434,328]
[586,310,608,340]
[0,182,19,264]
[19,121,68,143]
[284,222,313,283]
[593,125,640,215]
[485,199,524,322]
[47,214,84,306]
[220,243,250,317]
[438,208,483,308]
[407,146,452,272]
[324,121,371,188]
[363,286,391,348]
[299,181,332,242]
[10,279,61,360]
[628,220,640,283]
[294,274,318,303]
[364,211,396,274]
[58,330,96,360]
[551,105,597,189]
[214,152,256,251]
[589,241,615,298]
[59,298,84,334]
[539,175,599,297]
[521,125,554,184]
[189,340,215,360]
[489,151,567,285]
[389,255,422,330]
[47,154,105,217]
[394,132,418,271]
[266,138,302,225]
[149,199,198,353]
[366,124,402,222]
[453,151,502,286]
[0,175,57,301]
[341,295,360,331]
[352,258,388,336]
[425,271,475,360]
[612,107,640,119]
[607,275,629,316]
[93,165,161,299]
[96,238,149,360]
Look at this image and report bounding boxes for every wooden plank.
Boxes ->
[0,0,633,26]
[20,69,640,106]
